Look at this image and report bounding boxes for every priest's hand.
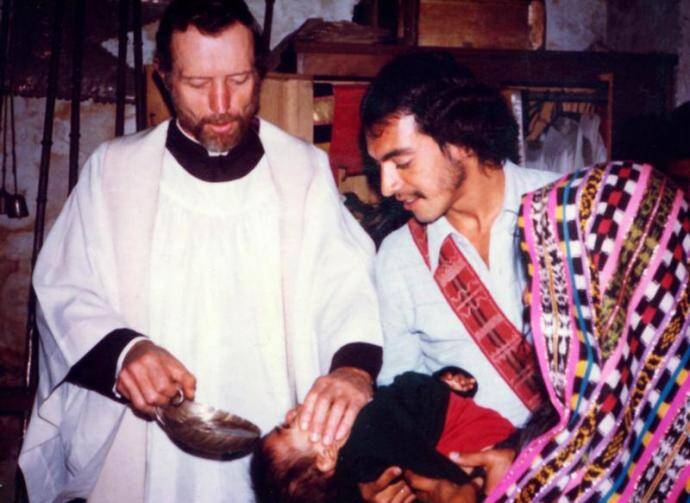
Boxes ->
[116,340,196,415]
[450,448,515,495]
[404,470,478,503]
[359,466,415,503]
[298,366,373,446]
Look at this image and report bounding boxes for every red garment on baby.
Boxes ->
[435,393,516,456]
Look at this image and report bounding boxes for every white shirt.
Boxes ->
[375,162,559,426]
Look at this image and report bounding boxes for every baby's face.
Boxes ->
[263,406,318,463]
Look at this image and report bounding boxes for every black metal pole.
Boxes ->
[115,0,130,137]
[262,0,275,54]
[0,0,12,120]
[132,0,146,131]
[26,0,66,394]
[68,0,85,192]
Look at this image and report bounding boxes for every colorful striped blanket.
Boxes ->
[494,162,690,501]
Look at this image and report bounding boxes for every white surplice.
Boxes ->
[146,154,285,501]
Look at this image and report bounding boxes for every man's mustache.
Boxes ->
[200,114,244,127]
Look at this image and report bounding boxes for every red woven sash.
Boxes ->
[408,219,541,411]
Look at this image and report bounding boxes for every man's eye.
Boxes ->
[186,79,209,88]
[229,74,251,85]
[396,161,411,170]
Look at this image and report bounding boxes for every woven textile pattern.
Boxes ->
[493,162,690,502]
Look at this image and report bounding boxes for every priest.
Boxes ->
[19,1,382,501]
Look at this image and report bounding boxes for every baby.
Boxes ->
[250,367,518,503]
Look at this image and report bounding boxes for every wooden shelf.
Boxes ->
[293,42,678,159]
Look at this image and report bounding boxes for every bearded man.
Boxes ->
[358,53,560,502]
[19,1,382,501]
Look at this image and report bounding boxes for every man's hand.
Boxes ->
[359,466,415,503]
[450,448,515,495]
[116,340,196,415]
[404,470,478,503]
[297,366,373,445]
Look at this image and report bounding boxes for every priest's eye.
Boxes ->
[229,74,251,86]
[186,79,210,89]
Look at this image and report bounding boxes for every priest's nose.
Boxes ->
[209,81,231,115]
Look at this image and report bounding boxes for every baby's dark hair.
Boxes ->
[250,436,339,503]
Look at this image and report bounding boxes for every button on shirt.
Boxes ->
[375,162,559,426]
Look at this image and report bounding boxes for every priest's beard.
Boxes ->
[173,81,260,153]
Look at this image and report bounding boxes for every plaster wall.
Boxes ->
[678,0,690,104]
[607,0,688,107]
[0,98,135,387]
[247,0,358,48]
[545,0,607,50]
[0,97,135,499]
[607,0,679,54]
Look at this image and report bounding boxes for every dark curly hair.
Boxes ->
[250,437,340,503]
[155,0,265,76]
[360,50,475,132]
[361,52,520,166]
[413,80,520,166]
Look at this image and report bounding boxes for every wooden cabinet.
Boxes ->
[414,0,539,49]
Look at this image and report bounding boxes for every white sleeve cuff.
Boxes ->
[112,336,148,397]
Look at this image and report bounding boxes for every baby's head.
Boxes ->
[250,406,344,503]
[434,365,478,397]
